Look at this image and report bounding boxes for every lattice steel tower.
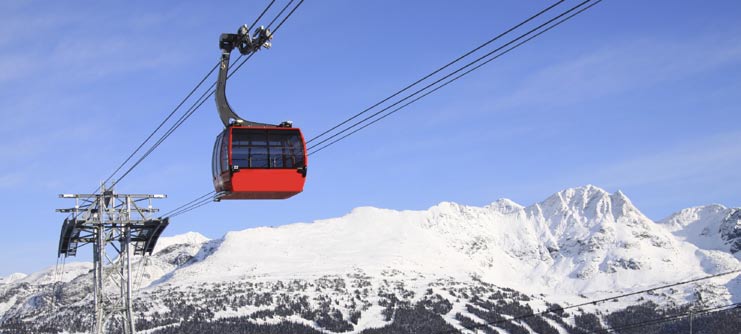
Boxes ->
[57,188,168,334]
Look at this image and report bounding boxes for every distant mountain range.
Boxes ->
[1,185,739,333]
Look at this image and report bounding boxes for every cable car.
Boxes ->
[212,124,307,200]
[212,25,307,200]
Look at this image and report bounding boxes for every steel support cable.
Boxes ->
[221,0,302,76]
[167,195,217,218]
[104,0,278,187]
[73,62,220,217]
[133,255,150,293]
[309,0,600,156]
[167,0,573,218]
[130,1,308,219]
[109,52,250,188]
[51,256,67,308]
[250,0,277,30]
[269,0,304,34]
[111,0,305,188]
[436,268,741,334]
[110,50,254,187]
[167,200,213,218]
[604,303,740,333]
[217,0,302,86]
[50,257,61,306]
[267,0,296,30]
[160,190,216,218]
[308,0,596,155]
[117,55,254,188]
[598,302,740,334]
[306,0,565,145]
[101,63,220,189]
[306,0,593,152]
[552,269,741,313]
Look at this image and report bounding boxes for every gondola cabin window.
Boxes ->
[231,129,304,169]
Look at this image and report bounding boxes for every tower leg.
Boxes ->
[123,226,135,334]
[94,223,105,334]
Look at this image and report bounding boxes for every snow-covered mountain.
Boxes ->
[1,185,739,333]
[658,204,741,258]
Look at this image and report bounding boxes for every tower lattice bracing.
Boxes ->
[57,188,168,334]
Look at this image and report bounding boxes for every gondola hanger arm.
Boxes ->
[215,24,275,128]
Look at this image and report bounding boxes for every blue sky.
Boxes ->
[1,0,740,275]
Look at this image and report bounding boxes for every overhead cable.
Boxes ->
[599,302,740,333]
[160,190,216,218]
[439,268,740,333]
[307,0,566,145]
[308,0,602,156]
[109,0,305,188]
[167,194,218,218]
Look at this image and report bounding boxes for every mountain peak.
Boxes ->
[613,189,627,199]
[525,186,655,254]
[0,273,27,285]
[535,185,616,219]
[610,189,639,217]
[486,198,524,214]
[154,231,210,253]
[535,185,644,219]
[659,204,729,229]
[658,204,740,257]
[561,184,609,199]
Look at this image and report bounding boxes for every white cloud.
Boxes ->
[0,7,78,47]
[585,131,741,188]
[0,4,186,87]
[0,171,26,188]
[494,34,741,110]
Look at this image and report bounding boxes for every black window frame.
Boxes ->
[230,128,305,169]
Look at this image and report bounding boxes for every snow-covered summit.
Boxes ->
[153,231,210,253]
[12,262,92,286]
[659,204,741,258]
[526,185,643,228]
[0,273,27,285]
[486,198,524,214]
[659,204,729,230]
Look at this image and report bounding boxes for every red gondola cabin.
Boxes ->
[212,126,307,200]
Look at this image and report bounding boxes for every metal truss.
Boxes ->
[57,188,167,334]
